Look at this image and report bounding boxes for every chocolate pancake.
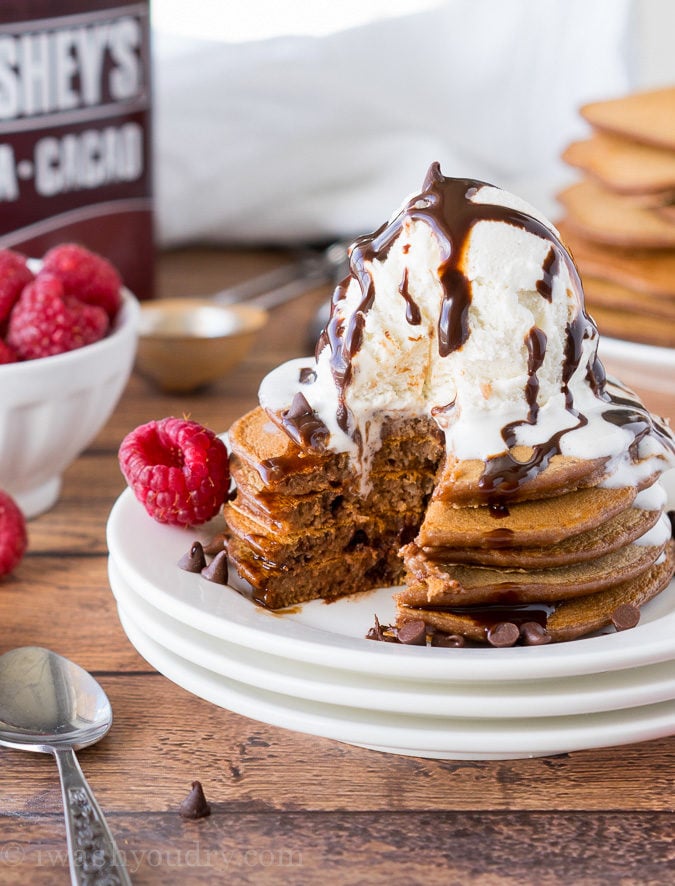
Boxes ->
[433,448,609,505]
[409,504,662,568]
[417,486,638,549]
[398,538,666,606]
[396,544,673,644]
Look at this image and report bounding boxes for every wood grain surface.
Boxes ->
[0,248,673,885]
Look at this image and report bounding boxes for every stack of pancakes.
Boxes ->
[396,448,674,646]
[224,401,673,645]
[558,86,675,347]
[224,405,443,609]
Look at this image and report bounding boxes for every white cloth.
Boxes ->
[153,0,634,247]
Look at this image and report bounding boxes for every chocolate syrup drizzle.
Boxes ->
[316,163,609,495]
[307,164,674,499]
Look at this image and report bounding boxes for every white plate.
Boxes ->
[598,337,675,394]
[115,604,675,760]
[108,555,675,720]
[107,489,675,682]
[600,336,675,370]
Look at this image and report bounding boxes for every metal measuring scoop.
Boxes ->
[0,647,131,885]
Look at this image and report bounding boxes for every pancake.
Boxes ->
[396,544,674,644]
[398,538,666,606]
[411,503,661,568]
[418,486,637,548]
[433,448,609,505]
[224,406,442,609]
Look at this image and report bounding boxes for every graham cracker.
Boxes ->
[558,180,675,248]
[583,276,675,323]
[562,131,675,195]
[586,302,675,348]
[581,86,675,151]
[558,219,675,297]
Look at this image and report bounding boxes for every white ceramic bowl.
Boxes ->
[0,288,140,518]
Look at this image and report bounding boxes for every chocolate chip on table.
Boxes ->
[611,603,640,632]
[519,621,552,646]
[201,550,229,584]
[179,781,211,819]
[177,541,207,573]
[396,620,427,646]
[430,632,466,648]
[486,621,520,647]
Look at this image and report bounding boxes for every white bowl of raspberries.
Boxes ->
[0,243,140,520]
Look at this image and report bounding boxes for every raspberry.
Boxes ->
[0,249,34,326]
[119,417,230,526]
[42,243,122,320]
[6,273,109,360]
[0,339,17,364]
[0,490,27,577]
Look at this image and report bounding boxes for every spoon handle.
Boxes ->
[53,747,131,886]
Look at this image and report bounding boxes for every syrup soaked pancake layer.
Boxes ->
[418,485,639,548]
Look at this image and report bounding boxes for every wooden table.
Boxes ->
[1,248,673,885]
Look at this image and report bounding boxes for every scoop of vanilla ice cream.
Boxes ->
[259,165,675,484]
[307,180,589,460]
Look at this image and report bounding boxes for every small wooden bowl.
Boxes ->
[136,298,268,393]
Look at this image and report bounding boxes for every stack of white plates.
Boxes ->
[106,489,675,760]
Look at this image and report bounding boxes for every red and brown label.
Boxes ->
[0,1,154,298]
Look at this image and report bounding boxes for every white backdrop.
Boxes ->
[152,0,634,247]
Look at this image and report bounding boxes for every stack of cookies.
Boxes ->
[558,86,675,347]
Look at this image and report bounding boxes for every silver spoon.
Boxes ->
[0,646,131,885]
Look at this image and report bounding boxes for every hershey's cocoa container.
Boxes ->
[0,1,154,298]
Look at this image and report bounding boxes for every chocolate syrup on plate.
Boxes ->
[426,602,555,629]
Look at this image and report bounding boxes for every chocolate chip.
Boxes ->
[201,550,229,584]
[178,541,206,573]
[203,532,228,556]
[366,614,386,642]
[486,622,520,648]
[299,366,317,384]
[285,392,313,420]
[611,603,640,632]
[396,620,427,646]
[179,781,211,819]
[365,614,399,642]
[519,621,552,646]
[430,632,466,648]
